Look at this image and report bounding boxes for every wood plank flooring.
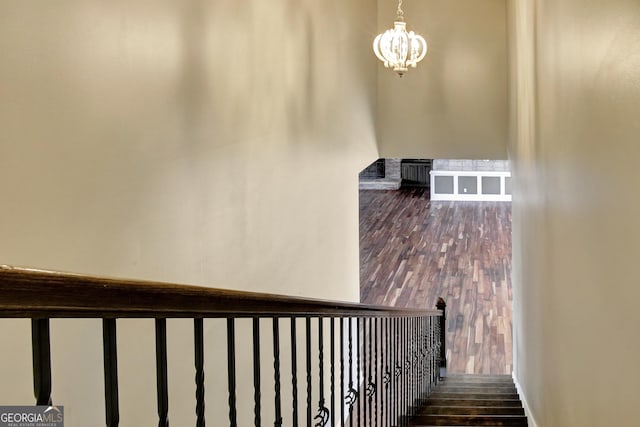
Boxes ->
[359,188,513,375]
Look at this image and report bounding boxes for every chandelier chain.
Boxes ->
[397,0,404,19]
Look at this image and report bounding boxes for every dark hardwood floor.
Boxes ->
[359,188,513,374]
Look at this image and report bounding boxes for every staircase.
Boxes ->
[409,374,528,426]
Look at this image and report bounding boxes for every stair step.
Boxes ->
[441,376,514,384]
[430,392,519,400]
[435,385,517,393]
[446,374,513,380]
[422,406,525,415]
[426,398,523,407]
[409,414,528,426]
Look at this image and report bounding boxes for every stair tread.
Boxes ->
[435,390,518,394]
[437,382,516,388]
[419,414,525,419]
[422,406,525,415]
[425,399,523,407]
[444,375,513,380]
[436,382,516,388]
[433,388,518,394]
[410,414,528,426]
[439,381,515,385]
[430,393,520,399]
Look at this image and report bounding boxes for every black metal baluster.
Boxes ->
[434,316,439,385]
[404,318,409,425]
[227,318,237,427]
[356,318,361,427]
[32,318,52,406]
[436,298,446,379]
[362,317,367,427]
[418,317,423,401]
[431,316,435,385]
[398,317,407,427]
[418,317,423,400]
[417,317,423,406]
[315,318,329,427]
[394,318,400,427]
[103,318,119,427]
[409,318,412,417]
[429,316,440,391]
[380,319,385,427]
[385,318,390,427]
[401,318,406,424]
[390,318,395,427]
[407,318,412,422]
[383,318,388,427]
[407,318,416,416]
[434,313,441,384]
[424,316,428,394]
[423,317,428,401]
[406,318,410,423]
[424,316,428,392]
[381,318,386,427]
[291,318,299,427]
[436,315,441,384]
[155,319,168,427]
[431,317,435,390]
[421,318,425,403]
[330,318,335,427]
[404,318,408,423]
[305,317,312,427]
[412,317,420,414]
[424,317,429,398]
[398,318,403,426]
[340,318,345,427]
[407,318,411,423]
[273,318,283,427]
[194,319,205,427]
[374,318,378,427]
[366,318,372,427]
[253,318,262,427]
[427,316,432,390]
[426,317,431,396]
[390,318,394,427]
[397,318,401,426]
[437,315,441,384]
[412,317,417,416]
[347,317,356,427]
[431,318,440,386]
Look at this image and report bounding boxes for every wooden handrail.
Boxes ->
[0,265,441,318]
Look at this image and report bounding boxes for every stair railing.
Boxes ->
[0,265,445,427]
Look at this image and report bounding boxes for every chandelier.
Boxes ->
[373,0,427,77]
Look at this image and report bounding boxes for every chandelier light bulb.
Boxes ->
[373,0,427,77]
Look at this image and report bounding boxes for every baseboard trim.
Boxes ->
[513,372,540,427]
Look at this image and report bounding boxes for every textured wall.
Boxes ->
[376,0,509,159]
[0,1,378,424]
[509,0,640,425]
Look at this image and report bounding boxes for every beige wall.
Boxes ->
[509,0,640,425]
[376,0,509,159]
[0,1,378,424]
